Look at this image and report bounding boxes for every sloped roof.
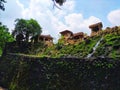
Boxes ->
[73,32,84,37]
[39,35,53,40]
[60,30,73,35]
[89,22,103,28]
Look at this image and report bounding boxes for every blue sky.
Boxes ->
[75,0,120,26]
[0,0,120,42]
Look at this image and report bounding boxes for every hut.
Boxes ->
[89,22,103,36]
[59,30,85,44]
[38,35,53,46]
[73,32,84,40]
[60,30,73,40]
[71,32,84,43]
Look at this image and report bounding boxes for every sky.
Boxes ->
[0,0,120,42]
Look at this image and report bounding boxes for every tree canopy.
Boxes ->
[0,22,14,55]
[12,18,42,42]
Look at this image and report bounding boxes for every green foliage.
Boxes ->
[0,55,120,90]
[3,31,120,59]
[95,33,120,59]
[57,35,65,45]
[12,18,42,42]
[33,36,103,58]
[1,28,120,89]
[51,36,101,58]
[29,42,45,54]
[0,23,14,55]
[28,19,42,36]
[36,33,120,59]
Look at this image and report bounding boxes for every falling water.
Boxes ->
[87,37,103,58]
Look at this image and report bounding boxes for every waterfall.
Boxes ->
[87,37,103,58]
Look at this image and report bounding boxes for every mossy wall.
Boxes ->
[0,55,120,90]
[0,26,120,90]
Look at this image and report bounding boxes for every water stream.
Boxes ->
[87,37,103,58]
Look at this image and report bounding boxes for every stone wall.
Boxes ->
[0,54,120,90]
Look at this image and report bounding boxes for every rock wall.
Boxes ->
[0,54,120,90]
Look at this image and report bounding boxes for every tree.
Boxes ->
[0,22,14,55]
[27,19,42,41]
[0,0,6,11]
[12,18,42,42]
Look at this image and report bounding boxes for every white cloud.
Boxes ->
[63,0,75,11]
[19,0,76,38]
[16,0,24,10]
[1,0,101,41]
[19,0,101,37]
[0,0,24,31]
[64,13,101,35]
[108,9,120,25]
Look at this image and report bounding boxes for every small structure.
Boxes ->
[73,32,84,40]
[60,30,73,40]
[71,32,84,44]
[38,35,53,46]
[59,30,84,45]
[89,22,103,36]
